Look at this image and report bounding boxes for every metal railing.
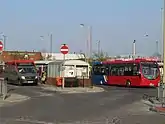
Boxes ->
[157,75,165,104]
[0,78,8,100]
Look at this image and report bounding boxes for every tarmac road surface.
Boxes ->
[0,84,164,124]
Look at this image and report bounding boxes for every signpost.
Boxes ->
[60,44,69,89]
[162,0,165,101]
[0,41,3,52]
[0,41,3,63]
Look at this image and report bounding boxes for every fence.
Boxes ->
[0,78,8,100]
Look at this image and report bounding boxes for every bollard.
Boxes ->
[0,80,2,96]
[157,82,160,99]
[162,83,165,103]
[83,76,84,88]
[3,80,7,100]
[0,78,7,100]
[157,82,164,101]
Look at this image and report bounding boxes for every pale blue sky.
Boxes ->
[0,0,164,56]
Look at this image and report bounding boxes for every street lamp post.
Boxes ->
[40,33,53,55]
[88,26,92,58]
[50,33,53,54]
[162,0,165,99]
[2,35,6,51]
[133,40,136,58]
[80,24,92,59]
[132,34,148,58]
[97,40,101,56]
[156,40,159,54]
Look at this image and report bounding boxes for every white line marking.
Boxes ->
[61,49,69,52]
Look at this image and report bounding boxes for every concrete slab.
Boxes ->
[0,93,30,107]
[40,84,105,94]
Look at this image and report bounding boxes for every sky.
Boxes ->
[0,0,164,56]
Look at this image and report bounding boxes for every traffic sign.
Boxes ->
[0,41,3,51]
[60,44,69,54]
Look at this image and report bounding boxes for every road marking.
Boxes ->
[14,118,54,124]
[29,91,54,98]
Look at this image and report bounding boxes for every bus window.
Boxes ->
[110,63,139,76]
[110,65,118,76]
[124,64,139,76]
[93,65,108,75]
[132,64,139,76]
[118,66,124,76]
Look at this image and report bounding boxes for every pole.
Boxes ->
[98,40,100,56]
[50,33,52,54]
[158,8,164,99]
[87,27,90,60]
[89,26,92,58]
[133,40,136,58]
[87,26,92,60]
[162,0,165,98]
[62,54,65,89]
[161,8,164,61]
[3,35,6,51]
[86,39,88,60]
[80,24,88,60]
[156,40,158,54]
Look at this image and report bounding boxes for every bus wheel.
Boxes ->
[126,80,131,87]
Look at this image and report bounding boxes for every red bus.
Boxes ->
[103,58,160,87]
[4,60,39,85]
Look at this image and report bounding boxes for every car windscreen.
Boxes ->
[18,65,37,74]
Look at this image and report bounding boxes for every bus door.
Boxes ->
[109,64,121,84]
[124,63,140,86]
[101,65,109,84]
[92,64,108,85]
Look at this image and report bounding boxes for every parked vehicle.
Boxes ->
[4,60,38,85]
[91,61,108,85]
[103,58,160,87]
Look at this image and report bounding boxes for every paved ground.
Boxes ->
[40,84,105,94]
[0,84,165,124]
[0,93,30,107]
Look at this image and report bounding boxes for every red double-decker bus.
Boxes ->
[103,58,160,87]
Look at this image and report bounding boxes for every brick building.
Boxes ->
[0,51,43,62]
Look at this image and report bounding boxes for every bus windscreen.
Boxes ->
[141,62,159,80]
